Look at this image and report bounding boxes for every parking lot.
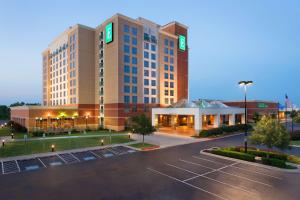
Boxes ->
[0,145,136,175]
[147,152,284,200]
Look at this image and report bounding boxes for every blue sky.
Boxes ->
[0,0,299,106]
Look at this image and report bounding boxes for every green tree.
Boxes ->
[252,112,261,123]
[132,114,155,145]
[250,116,290,155]
[0,105,10,120]
[290,110,298,133]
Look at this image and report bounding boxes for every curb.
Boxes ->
[200,149,300,173]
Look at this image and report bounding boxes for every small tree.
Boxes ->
[290,110,298,133]
[132,114,155,145]
[250,116,290,155]
[252,112,261,123]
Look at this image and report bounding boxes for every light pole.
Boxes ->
[238,80,253,153]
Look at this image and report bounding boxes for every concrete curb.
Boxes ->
[200,149,300,173]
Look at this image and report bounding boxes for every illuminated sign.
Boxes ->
[178,35,186,51]
[105,22,113,44]
[258,103,268,108]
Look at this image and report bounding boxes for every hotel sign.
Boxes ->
[105,22,113,44]
[179,35,186,51]
[258,103,268,108]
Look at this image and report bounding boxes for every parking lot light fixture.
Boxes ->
[11,133,14,139]
[101,139,104,146]
[128,133,131,139]
[2,139,5,147]
[51,144,55,152]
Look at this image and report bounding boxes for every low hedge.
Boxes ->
[211,149,255,162]
[199,128,223,137]
[234,147,288,161]
[261,157,287,168]
[221,124,253,133]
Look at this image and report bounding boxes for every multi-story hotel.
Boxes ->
[11,13,189,132]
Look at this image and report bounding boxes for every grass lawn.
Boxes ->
[0,135,133,158]
[290,140,300,146]
[129,143,158,149]
[0,127,25,139]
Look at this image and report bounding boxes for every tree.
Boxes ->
[290,110,298,133]
[131,114,155,145]
[252,112,261,123]
[0,105,10,120]
[250,116,290,154]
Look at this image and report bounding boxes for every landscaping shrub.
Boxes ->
[199,128,223,137]
[7,120,27,133]
[261,157,287,168]
[32,131,44,137]
[211,149,255,162]
[234,147,287,161]
[290,130,300,140]
[221,125,240,133]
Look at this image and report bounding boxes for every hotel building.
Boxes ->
[11,13,189,132]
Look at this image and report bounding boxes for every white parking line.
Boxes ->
[89,151,102,158]
[70,153,81,161]
[37,158,47,168]
[1,161,4,175]
[194,155,282,180]
[179,159,214,170]
[15,160,20,172]
[56,154,68,164]
[147,167,229,200]
[165,163,253,194]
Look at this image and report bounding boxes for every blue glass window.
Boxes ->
[144,42,149,49]
[124,65,130,73]
[132,86,137,94]
[124,55,130,63]
[132,37,137,45]
[151,89,156,95]
[170,49,174,55]
[132,66,137,74]
[164,56,168,62]
[170,74,174,80]
[132,47,137,55]
[151,71,156,77]
[144,51,149,58]
[151,44,156,51]
[164,47,168,54]
[151,62,156,69]
[144,79,149,86]
[170,57,174,64]
[123,35,130,43]
[151,98,156,103]
[132,57,137,64]
[124,85,130,93]
[170,65,174,71]
[164,64,168,71]
[124,45,130,53]
[124,95,130,103]
[144,60,149,67]
[151,53,156,60]
[170,40,174,47]
[123,25,130,33]
[144,70,149,77]
[144,97,149,103]
[144,88,149,94]
[170,82,174,88]
[131,27,138,36]
[151,80,156,86]
[164,73,168,79]
[164,38,169,46]
[132,96,137,103]
[132,76,137,84]
[124,75,130,83]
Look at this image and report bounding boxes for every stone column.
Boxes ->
[229,114,235,126]
[214,114,220,128]
[241,114,246,124]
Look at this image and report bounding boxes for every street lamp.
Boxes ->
[238,80,253,153]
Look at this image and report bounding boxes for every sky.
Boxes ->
[0,0,299,106]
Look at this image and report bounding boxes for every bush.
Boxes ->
[234,147,287,161]
[261,157,287,168]
[220,124,253,133]
[7,120,27,133]
[290,130,300,140]
[32,131,45,137]
[211,149,255,162]
[199,128,223,137]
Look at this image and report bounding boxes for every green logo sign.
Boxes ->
[105,22,113,44]
[179,35,186,51]
[258,103,268,108]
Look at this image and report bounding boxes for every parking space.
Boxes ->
[0,145,137,176]
[148,152,285,200]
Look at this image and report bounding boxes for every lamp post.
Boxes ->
[238,80,253,153]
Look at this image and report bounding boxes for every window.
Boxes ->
[144,51,149,58]
[124,55,130,63]
[144,60,149,67]
[170,40,174,47]
[144,70,149,77]
[151,71,156,77]
[132,66,137,74]
[170,57,174,64]
[170,74,174,80]
[132,57,137,64]
[123,35,130,43]
[151,80,156,86]
[132,76,137,84]
[144,88,149,95]
[132,96,137,103]
[144,33,150,41]
[124,45,130,53]
[170,49,174,55]
[165,90,169,95]
[164,56,168,62]
[151,44,156,51]
[151,98,156,103]
[131,27,138,36]
[151,89,156,95]
[123,24,130,33]
[151,53,156,60]
[170,90,174,96]
[164,47,169,54]
[164,73,169,79]
[132,37,137,45]
[132,47,137,55]
[144,79,149,86]
[170,65,174,72]
[132,86,137,94]
[144,97,149,103]
[124,85,130,93]
[151,62,156,69]
[144,42,149,49]
[124,65,130,73]
[124,95,130,103]
[151,35,157,43]
[170,82,174,88]
[124,75,130,83]
[164,38,169,46]
[164,81,169,87]
[164,64,168,71]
